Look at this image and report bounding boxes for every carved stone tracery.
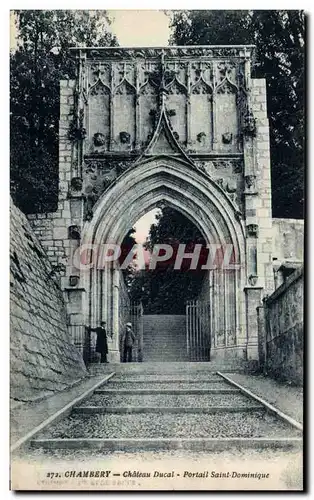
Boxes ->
[74,48,251,211]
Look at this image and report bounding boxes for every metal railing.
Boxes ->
[186,300,211,361]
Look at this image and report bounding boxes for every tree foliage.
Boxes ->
[169,10,305,218]
[10,10,117,213]
[129,208,207,314]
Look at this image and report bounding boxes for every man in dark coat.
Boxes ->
[121,322,135,363]
[90,321,109,363]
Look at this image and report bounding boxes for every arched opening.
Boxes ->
[80,156,247,363]
[123,206,207,314]
[118,206,210,362]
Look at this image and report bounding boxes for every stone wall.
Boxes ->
[258,267,303,385]
[27,79,76,275]
[272,218,304,262]
[250,79,273,294]
[10,200,87,403]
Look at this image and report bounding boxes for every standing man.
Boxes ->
[89,321,110,363]
[121,322,135,363]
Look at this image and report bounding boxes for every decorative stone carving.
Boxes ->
[194,161,206,174]
[217,61,236,81]
[222,132,233,144]
[93,132,106,146]
[226,179,237,193]
[228,331,236,345]
[68,110,86,142]
[246,224,259,238]
[115,79,135,95]
[191,79,212,95]
[164,69,178,86]
[245,174,257,193]
[115,62,135,86]
[202,160,243,174]
[85,208,93,222]
[84,161,98,174]
[228,193,237,203]
[215,177,237,194]
[119,131,131,144]
[235,210,243,221]
[83,46,254,61]
[84,190,99,221]
[146,69,163,89]
[103,176,112,190]
[69,275,80,287]
[88,63,110,88]
[248,274,258,286]
[81,47,253,156]
[105,160,133,176]
[68,225,81,240]
[173,131,179,141]
[217,330,225,346]
[139,61,159,85]
[167,79,186,95]
[243,110,257,137]
[70,177,83,191]
[166,109,176,117]
[85,159,128,175]
[89,80,110,96]
[140,80,158,96]
[156,200,166,210]
[197,132,207,143]
[193,161,214,178]
[232,161,243,174]
[216,79,237,94]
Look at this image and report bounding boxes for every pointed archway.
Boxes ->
[80,154,247,362]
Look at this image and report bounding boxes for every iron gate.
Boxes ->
[186,300,211,361]
[130,301,144,362]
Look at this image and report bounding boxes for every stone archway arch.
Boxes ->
[84,156,245,248]
[80,156,247,362]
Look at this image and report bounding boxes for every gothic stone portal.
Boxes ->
[54,46,273,363]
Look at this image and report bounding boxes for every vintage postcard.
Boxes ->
[10,9,304,491]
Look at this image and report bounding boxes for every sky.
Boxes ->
[109,10,170,47]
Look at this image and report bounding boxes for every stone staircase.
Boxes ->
[142,315,188,362]
[28,363,302,455]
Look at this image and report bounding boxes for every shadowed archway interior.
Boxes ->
[80,156,247,362]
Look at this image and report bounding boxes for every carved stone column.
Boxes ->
[244,285,263,360]
[109,265,121,362]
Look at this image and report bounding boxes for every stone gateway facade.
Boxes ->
[27,45,275,363]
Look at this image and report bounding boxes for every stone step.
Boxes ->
[72,405,264,415]
[87,360,256,376]
[143,342,187,347]
[143,348,187,353]
[111,374,222,381]
[30,437,303,452]
[35,411,301,440]
[144,343,187,346]
[103,381,229,390]
[94,388,240,395]
[27,366,302,457]
[107,378,223,384]
[142,357,190,362]
[79,392,256,408]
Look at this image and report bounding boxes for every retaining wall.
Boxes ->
[258,267,303,385]
[10,200,87,403]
